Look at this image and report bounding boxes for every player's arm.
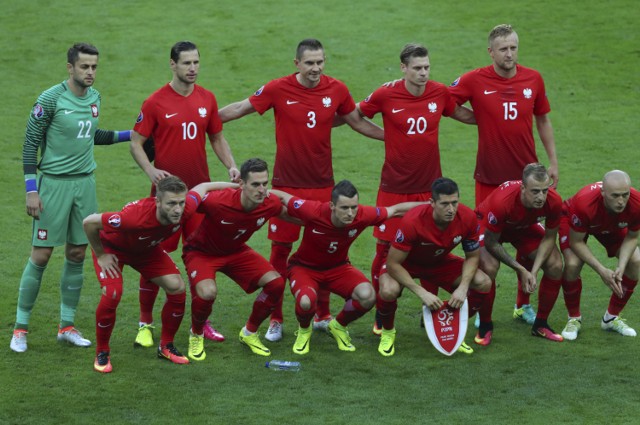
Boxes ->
[130,130,171,184]
[82,214,120,278]
[218,99,257,123]
[484,229,536,292]
[93,129,131,145]
[614,230,639,284]
[190,181,239,198]
[530,226,559,277]
[569,227,622,297]
[341,108,384,141]
[209,131,240,182]
[535,113,559,187]
[450,248,480,309]
[387,247,443,310]
[385,201,428,218]
[23,100,53,219]
[448,105,476,125]
[269,189,304,225]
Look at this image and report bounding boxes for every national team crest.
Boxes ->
[348,229,358,238]
[37,229,48,240]
[428,102,437,113]
[198,107,207,118]
[257,217,265,226]
[91,104,99,117]
[523,88,533,99]
[423,299,468,356]
[453,235,462,244]
[322,97,332,108]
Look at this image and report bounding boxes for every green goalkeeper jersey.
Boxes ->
[22,80,105,177]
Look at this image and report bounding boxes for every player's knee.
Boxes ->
[625,253,640,280]
[544,251,564,279]
[472,270,492,293]
[353,283,376,308]
[379,275,401,301]
[164,276,186,295]
[562,250,583,280]
[195,280,217,301]
[65,244,87,263]
[101,284,122,308]
[30,247,53,266]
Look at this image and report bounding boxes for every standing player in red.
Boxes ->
[377,178,491,357]
[219,39,383,342]
[556,170,639,340]
[182,158,292,361]
[474,164,564,345]
[270,181,423,355]
[83,176,235,373]
[357,43,475,334]
[130,41,239,347]
[449,24,559,322]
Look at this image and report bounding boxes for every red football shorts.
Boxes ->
[373,190,431,242]
[91,246,180,286]
[475,181,500,208]
[381,254,464,293]
[288,263,369,299]
[183,247,277,293]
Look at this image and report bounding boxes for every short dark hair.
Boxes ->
[156,175,187,197]
[331,180,358,204]
[67,43,99,65]
[171,41,199,62]
[296,39,324,60]
[400,43,428,65]
[522,163,549,184]
[431,177,459,200]
[240,158,269,181]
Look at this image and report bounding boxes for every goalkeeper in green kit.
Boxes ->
[11,43,132,353]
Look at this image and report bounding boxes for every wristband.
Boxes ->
[25,178,37,193]
[117,130,132,142]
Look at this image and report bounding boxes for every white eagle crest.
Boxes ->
[428,102,437,113]
[322,97,332,108]
[523,88,532,99]
[198,107,207,117]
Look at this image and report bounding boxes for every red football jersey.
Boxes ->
[184,188,282,256]
[392,203,480,267]
[476,180,562,232]
[359,80,456,193]
[134,84,223,188]
[449,65,551,185]
[565,183,640,234]
[249,74,356,188]
[99,191,202,253]
[286,198,388,269]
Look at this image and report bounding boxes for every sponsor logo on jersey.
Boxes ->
[428,102,437,113]
[483,90,497,95]
[91,104,99,117]
[293,199,305,209]
[32,104,44,119]
[450,77,460,87]
[37,229,47,240]
[257,217,265,226]
[395,229,405,243]
[254,85,265,96]
[322,97,332,108]
[198,107,207,118]
[136,111,143,123]
[108,214,121,227]
[523,88,533,99]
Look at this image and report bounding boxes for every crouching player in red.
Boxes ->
[271,181,423,354]
[377,178,491,356]
[557,170,640,340]
[182,158,291,360]
[84,176,234,373]
[474,163,564,345]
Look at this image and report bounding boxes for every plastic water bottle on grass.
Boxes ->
[265,360,301,371]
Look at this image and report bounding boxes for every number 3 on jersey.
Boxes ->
[182,122,197,140]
